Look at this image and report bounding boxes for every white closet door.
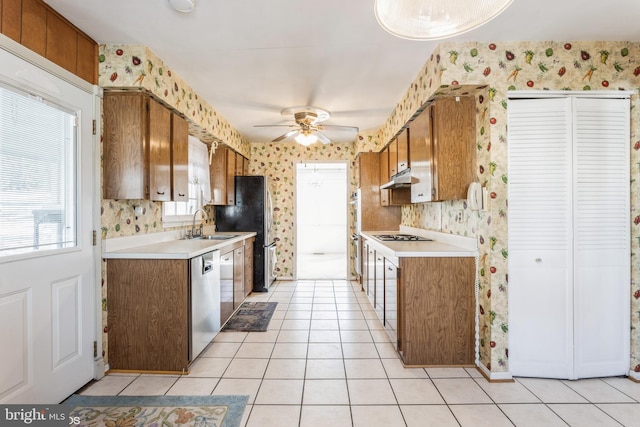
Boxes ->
[572,98,630,378]
[508,98,574,378]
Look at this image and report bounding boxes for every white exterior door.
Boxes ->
[0,48,96,403]
[508,95,630,379]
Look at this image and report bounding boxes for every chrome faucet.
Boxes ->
[191,208,209,238]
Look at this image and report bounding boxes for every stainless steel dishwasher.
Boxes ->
[190,250,221,361]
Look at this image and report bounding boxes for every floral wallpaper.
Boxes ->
[375,40,640,374]
[98,44,250,156]
[248,141,358,278]
[95,40,640,375]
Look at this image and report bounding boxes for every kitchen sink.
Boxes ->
[201,234,238,240]
[182,234,239,241]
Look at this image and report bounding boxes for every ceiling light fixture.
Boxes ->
[374,0,513,41]
[169,0,195,13]
[295,132,318,146]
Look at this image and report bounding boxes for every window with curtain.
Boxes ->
[162,135,211,226]
[0,83,77,257]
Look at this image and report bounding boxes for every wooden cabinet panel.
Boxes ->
[210,145,238,205]
[388,138,398,176]
[233,246,244,309]
[46,11,76,74]
[148,98,171,201]
[244,238,254,297]
[76,31,97,83]
[220,249,234,324]
[431,96,476,201]
[235,152,244,177]
[103,92,148,199]
[408,106,432,203]
[103,92,175,201]
[1,0,21,42]
[171,113,189,201]
[399,257,475,366]
[21,0,46,56]
[107,259,189,372]
[397,128,409,172]
[357,152,401,231]
[379,147,390,206]
[226,148,236,205]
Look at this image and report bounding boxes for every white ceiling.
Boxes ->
[45,0,640,143]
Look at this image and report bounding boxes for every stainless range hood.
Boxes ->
[380,168,412,189]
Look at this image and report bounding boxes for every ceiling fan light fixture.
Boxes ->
[169,0,195,13]
[295,133,318,146]
[374,0,513,40]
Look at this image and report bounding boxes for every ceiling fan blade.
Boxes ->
[315,131,332,144]
[254,124,297,128]
[273,129,298,142]
[318,125,359,132]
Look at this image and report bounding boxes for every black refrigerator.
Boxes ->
[215,176,276,292]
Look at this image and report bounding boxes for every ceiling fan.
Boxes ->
[254,106,359,145]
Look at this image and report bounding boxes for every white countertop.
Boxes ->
[361,226,477,259]
[102,231,257,260]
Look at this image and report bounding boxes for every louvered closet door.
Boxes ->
[572,98,629,378]
[508,96,630,380]
[508,98,574,379]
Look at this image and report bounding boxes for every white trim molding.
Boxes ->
[477,362,513,381]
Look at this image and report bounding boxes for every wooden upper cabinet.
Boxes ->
[21,0,46,56]
[103,92,174,201]
[379,147,390,206]
[0,0,98,84]
[1,0,22,43]
[103,92,148,200]
[46,11,77,74]
[388,138,398,176]
[396,127,409,172]
[76,32,97,84]
[235,152,244,177]
[225,147,236,205]
[210,145,238,206]
[431,96,476,201]
[357,152,401,231]
[147,98,171,201]
[171,112,189,202]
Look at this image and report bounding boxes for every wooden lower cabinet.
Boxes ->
[361,244,476,367]
[107,258,189,373]
[398,257,475,366]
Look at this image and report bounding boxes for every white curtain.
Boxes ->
[188,135,211,203]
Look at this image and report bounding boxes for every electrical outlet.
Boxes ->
[456,210,463,223]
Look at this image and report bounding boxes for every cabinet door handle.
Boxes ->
[535,258,542,263]
[157,191,165,195]
[178,193,185,197]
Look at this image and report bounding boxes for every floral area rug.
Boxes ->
[221,302,278,332]
[63,394,248,427]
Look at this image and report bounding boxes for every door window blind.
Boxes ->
[0,83,77,257]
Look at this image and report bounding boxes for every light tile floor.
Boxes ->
[81,280,640,427]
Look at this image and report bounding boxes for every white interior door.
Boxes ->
[0,48,96,403]
[508,97,574,378]
[572,98,630,378]
[508,95,630,380]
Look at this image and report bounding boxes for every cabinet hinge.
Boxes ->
[92,119,97,135]
[93,341,97,358]
[92,230,97,246]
